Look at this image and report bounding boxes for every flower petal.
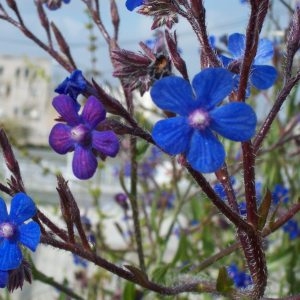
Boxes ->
[219,55,233,67]
[0,270,8,288]
[49,124,74,154]
[52,95,80,126]
[0,239,22,270]
[152,117,193,155]
[0,198,8,223]
[210,102,257,141]
[55,70,86,101]
[92,131,119,157]
[126,0,144,11]
[9,193,37,225]
[254,38,274,64]
[192,68,234,109]
[228,33,245,58]
[250,65,277,89]
[187,129,225,173]
[81,96,106,128]
[151,76,196,116]
[72,146,97,180]
[18,221,41,251]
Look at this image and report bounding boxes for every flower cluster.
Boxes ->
[151,68,257,173]
[0,193,40,288]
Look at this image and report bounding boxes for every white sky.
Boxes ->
[0,0,291,84]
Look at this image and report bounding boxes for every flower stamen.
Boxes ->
[0,222,16,239]
[188,109,210,130]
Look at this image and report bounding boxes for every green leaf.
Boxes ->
[136,140,150,161]
[216,267,234,293]
[170,234,190,266]
[202,225,215,257]
[190,196,202,221]
[258,189,272,230]
[123,282,136,299]
[151,264,170,284]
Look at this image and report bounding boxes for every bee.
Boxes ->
[149,54,172,80]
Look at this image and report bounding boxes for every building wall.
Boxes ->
[0,55,56,146]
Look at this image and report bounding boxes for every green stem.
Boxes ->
[31,264,84,300]
[129,135,146,273]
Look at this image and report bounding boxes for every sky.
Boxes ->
[0,0,292,85]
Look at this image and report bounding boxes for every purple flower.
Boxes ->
[0,270,8,288]
[55,70,87,111]
[115,193,129,210]
[227,264,252,288]
[49,95,120,180]
[0,193,40,270]
[283,220,299,240]
[220,33,277,91]
[126,0,144,11]
[151,68,257,173]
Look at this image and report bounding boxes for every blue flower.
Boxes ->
[73,254,88,268]
[0,270,8,288]
[0,193,40,271]
[209,35,216,48]
[44,0,71,10]
[126,0,144,11]
[238,202,247,216]
[157,191,175,209]
[283,220,299,240]
[151,68,257,173]
[227,264,252,288]
[214,183,227,199]
[220,33,277,90]
[55,70,87,111]
[49,95,120,180]
[272,184,289,205]
[213,177,236,200]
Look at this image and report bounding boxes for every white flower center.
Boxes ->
[188,109,210,130]
[71,124,90,144]
[0,222,15,238]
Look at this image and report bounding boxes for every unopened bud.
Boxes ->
[165,30,188,80]
[287,2,300,54]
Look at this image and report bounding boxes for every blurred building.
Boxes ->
[0,55,55,146]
